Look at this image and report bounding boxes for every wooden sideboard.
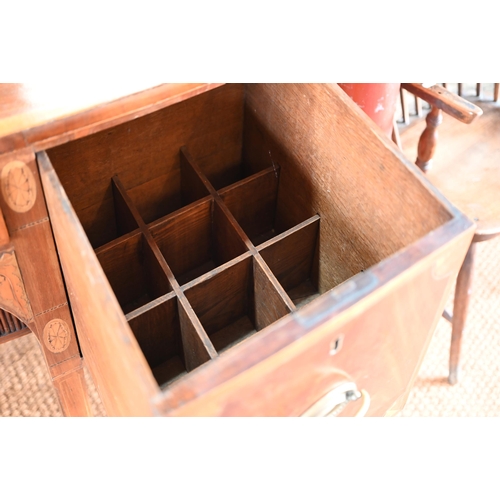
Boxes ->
[0,84,475,416]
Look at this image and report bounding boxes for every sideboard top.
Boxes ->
[0,83,223,155]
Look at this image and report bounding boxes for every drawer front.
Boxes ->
[153,224,472,416]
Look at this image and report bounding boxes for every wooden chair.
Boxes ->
[397,83,500,384]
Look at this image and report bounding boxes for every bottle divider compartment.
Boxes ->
[149,198,248,285]
[95,232,172,315]
[258,215,320,308]
[187,148,266,192]
[90,146,320,387]
[124,149,212,225]
[112,179,141,236]
[126,293,186,386]
[218,166,282,246]
[125,293,216,388]
[85,177,141,249]
[183,255,293,353]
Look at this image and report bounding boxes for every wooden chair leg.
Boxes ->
[416,106,443,172]
[391,119,402,149]
[400,87,410,125]
[449,243,476,385]
[494,83,499,103]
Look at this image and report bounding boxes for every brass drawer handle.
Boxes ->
[301,381,370,417]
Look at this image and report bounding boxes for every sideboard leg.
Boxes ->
[448,243,476,385]
[50,358,94,417]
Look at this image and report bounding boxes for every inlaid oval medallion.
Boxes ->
[43,319,71,354]
[1,161,37,213]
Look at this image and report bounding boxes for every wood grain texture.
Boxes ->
[0,207,8,246]
[5,83,475,417]
[126,292,182,379]
[0,249,34,325]
[150,199,213,283]
[448,243,476,385]
[112,177,140,236]
[155,217,474,416]
[96,232,167,314]
[178,298,217,371]
[180,148,213,205]
[416,106,443,172]
[219,166,281,244]
[243,84,454,294]
[253,257,294,330]
[401,84,483,124]
[38,151,160,416]
[258,215,320,294]
[46,85,244,239]
[51,364,93,417]
[0,149,96,416]
[184,256,253,338]
[0,84,225,154]
[150,198,247,286]
[212,200,248,268]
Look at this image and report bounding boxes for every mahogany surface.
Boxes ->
[0,83,476,416]
[0,84,224,154]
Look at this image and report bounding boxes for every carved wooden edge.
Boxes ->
[402,84,483,124]
[0,248,34,324]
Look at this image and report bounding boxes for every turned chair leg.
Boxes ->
[416,106,443,172]
[449,243,476,385]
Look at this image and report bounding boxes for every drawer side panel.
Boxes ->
[38,151,159,416]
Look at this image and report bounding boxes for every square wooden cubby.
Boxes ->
[258,216,320,308]
[149,197,248,286]
[126,293,186,386]
[95,231,172,315]
[183,255,293,353]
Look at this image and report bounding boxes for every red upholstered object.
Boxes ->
[338,83,400,137]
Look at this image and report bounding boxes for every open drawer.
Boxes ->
[37,84,474,416]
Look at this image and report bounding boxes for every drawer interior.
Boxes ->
[45,83,453,389]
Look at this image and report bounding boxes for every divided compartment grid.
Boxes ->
[93,148,320,388]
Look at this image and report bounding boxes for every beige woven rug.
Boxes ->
[1,236,499,417]
[399,235,500,416]
[0,336,106,417]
